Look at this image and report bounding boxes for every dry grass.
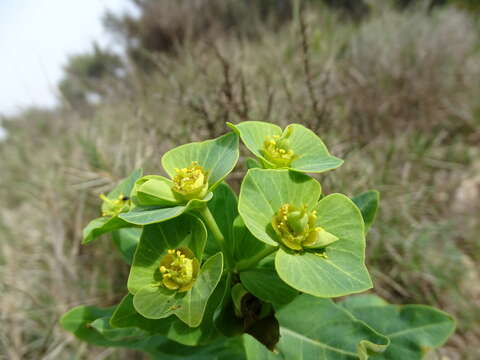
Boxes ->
[1,4,479,359]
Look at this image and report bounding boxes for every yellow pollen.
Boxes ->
[171,162,208,200]
[158,247,200,293]
[261,129,296,167]
[99,193,130,217]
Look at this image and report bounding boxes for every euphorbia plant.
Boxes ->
[62,121,455,360]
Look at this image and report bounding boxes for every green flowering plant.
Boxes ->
[118,132,239,227]
[82,168,143,244]
[62,122,455,360]
[227,121,343,172]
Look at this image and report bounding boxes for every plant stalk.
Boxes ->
[235,245,278,272]
[197,205,233,268]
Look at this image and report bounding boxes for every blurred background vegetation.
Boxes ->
[1,0,479,359]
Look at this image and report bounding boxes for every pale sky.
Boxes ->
[0,0,136,116]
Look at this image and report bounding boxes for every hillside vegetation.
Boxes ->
[1,3,479,359]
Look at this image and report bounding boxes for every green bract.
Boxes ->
[63,121,455,359]
[120,132,239,225]
[111,278,228,346]
[127,215,223,327]
[239,169,372,297]
[82,168,142,244]
[228,121,343,172]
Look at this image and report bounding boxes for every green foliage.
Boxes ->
[118,133,239,226]
[228,121,343,172]
[340,294,456,360]
[4,3,479,358]
[60,303,246,359]
[244,295,390,359]
[126,216,207,294]
[351,190,380,233]
[161,132,239,190]
[82,168,143,244]
[62,121,455,358]
[239,169,371,297]
[111,228,142,265]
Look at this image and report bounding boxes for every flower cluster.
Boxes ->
[99,193,130,217]
[172,162,209,200]
[261,128,296,167]
[65,121,454,359]
[272,204,338,251]
[159,248,200,292]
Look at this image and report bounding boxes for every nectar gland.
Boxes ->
[171,162,209,200]
[261,127,296,167]
[159,248,200,292]
[272,204,339,251]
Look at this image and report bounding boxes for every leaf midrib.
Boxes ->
[388,321,451,338]
[280,327,358,357]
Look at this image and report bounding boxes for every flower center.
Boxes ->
[100,193,130,217]
[159,248,200,292]
[271,204,339,251]
[261,128,296,167]
[172,161,209,200]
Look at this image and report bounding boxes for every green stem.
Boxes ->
[235,245,278,272]
[197,206,233,268]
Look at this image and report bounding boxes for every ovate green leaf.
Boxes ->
[162,132,239,191]
[243,294,389,359]
[90,317,147,341]
[228,121,343,173]
[82,216,133,245]
[111,227,142,265]
[61,304,245,359]
[134,253,223,327]
[240,267,298,305]
[128,215,207,294]
[238,169,321,246]
[119,193,213,226]
[275,193,372,298]
[232,216,266,263]
[351,190,380,233]
[340,294,456,360]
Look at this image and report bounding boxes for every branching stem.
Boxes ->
[197,205,233,269]
[235,245,278,272]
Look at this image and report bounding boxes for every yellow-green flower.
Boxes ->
[261,127,296,167]
[159,248,200,292]
[172,162,209,201]
[99,193,130,217]
[272,204,338,251]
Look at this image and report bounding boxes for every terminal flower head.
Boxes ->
[159,248,200,292]
[172,162,209,200]
[99,193,130,217]
[261,127,296,167]
[272,204,338,251]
